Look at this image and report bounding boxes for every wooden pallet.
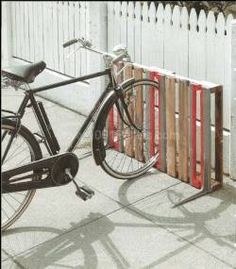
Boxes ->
[107,64,223,199]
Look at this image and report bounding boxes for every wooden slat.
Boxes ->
[188,84,193,180]
[124,65,134,156]
[178,80,189,181]
[144,70,150,160]
[153,72,161,169]
[203,88,212,190]
[149,72,156,158]
[118,63,125,153]
[166,77,176,177]
[200,89,204,185]
[215,86,223,184]
[134,68,144,161]
[159,74,167,172]
[190,84,202,188]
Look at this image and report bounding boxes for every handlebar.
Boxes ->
[62,37,130,66]
[63,38,78,48]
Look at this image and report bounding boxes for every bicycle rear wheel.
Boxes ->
[100,79,160,179]
[1,119,42,231]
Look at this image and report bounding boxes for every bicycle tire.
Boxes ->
[94,79,160,180]
[1,119,42,231]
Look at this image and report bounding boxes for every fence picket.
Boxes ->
[127,2,135,61]
[107,2,114,54]
[74,2,80,76]
[189,9,206,80]
[149,3,157,67]
[134,2,141,63]
[178,6,189,76]
[163,4,172,71]
[141,2,149,66]
[120,2,127,45]
[80,1,87,75]
[156,3,164,68]
[114,2,121,45]
[225,14,234,128]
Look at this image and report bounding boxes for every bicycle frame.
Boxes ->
[2,63,138,193]
[13,68,115,156]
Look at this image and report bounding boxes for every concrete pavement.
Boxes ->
[2,87,236,269]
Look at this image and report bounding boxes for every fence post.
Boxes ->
[230,20,236,180]
[86,2,107,103]
[1,1,12,66]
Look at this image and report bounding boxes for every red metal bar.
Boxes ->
[150,71,161,169]
[149,72,155,157]
[199,90,204,186]
[191,84,202,189]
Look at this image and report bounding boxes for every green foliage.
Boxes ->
[147,1,236,16]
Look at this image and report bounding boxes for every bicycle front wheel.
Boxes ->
[1,119,42,231]
[100,79,160,179]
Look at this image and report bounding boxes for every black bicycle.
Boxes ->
[1,38,159,231]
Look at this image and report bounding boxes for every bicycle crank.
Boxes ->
[2,152,79,193]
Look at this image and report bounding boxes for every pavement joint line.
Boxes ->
[125,196,235,269]
[78,177,182,210]
[1,181,181,262]
[1,206,126,263]
[5,179,233,269]
[2,249,26,269]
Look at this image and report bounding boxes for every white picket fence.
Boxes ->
[108,2,234,130]
[11,1,89,77]
[2,1,236,178]
[9,1,234,129]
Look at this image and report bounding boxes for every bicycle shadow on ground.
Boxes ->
[2,177,235,269]
[2,212,131,269]
[117,178,236,269]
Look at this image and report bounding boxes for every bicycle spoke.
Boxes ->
[2,133,15,164]
[4,141,28,165]
[101,80,159,178]
[7,193,24,205]
[3,195,17,212]
[1,122,39,231]
[2,207,10,219]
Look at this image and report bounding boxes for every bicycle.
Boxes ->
[1,37,159,231]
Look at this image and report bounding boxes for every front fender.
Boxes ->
[92,90,117,165]
[92,77,136,165]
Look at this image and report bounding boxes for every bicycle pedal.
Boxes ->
[75,185,95,201]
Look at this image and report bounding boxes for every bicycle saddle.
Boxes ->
[2,61,46,83]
